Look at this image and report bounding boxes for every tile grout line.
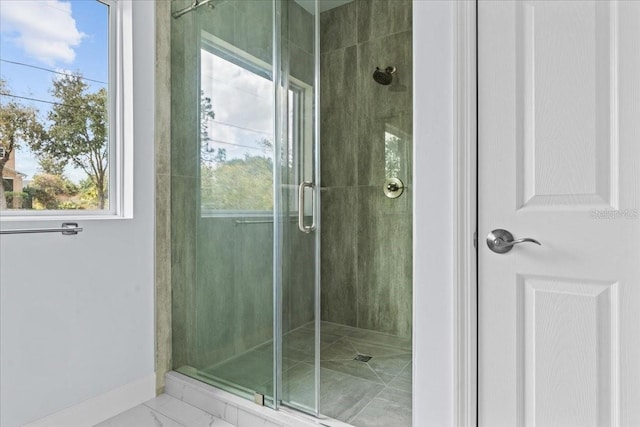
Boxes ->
[347,337,411,356]
[319,363,386,386]
[378,358,412,394]
[323,340,406,381]
[345,383,388,425]
[364,361,388,385]
[368,353,412,389]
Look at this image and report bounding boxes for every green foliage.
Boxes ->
[29,74,108,209]
[22,186,36,209]
[27,173,82,210]
[0,79,45,209]
[200,90,228,165]
[5,191,28,208]
[201,155,273,211]
[78,177,106,208]
[29,174,69,209]
[385,133,402,179]
[58,200,82,210]
[39,154,67,176]
[200,91,215,141]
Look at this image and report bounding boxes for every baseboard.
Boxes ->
[23,374,156,427]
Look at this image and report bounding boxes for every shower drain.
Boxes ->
[354,354,372,363]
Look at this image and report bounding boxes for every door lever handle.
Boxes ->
[487,229,541,254]
[494,237,541,248]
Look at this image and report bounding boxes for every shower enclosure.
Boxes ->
[170,0,412,423]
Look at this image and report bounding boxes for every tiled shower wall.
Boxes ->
[168,0,316,372]
[320,0,413,337]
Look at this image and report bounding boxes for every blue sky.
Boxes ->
[0,0,108,183]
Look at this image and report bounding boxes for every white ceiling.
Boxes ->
[294,0,354,15]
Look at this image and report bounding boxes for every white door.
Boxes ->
[479,1,640,426]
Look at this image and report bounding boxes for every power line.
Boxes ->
[0,92,85,110]
[39,1,76,15]
[0,59,107,85]
[213,120,272,136]
[207,137,269,152]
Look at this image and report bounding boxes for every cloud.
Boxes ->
[201,49,275,160]
[0,0,85,65]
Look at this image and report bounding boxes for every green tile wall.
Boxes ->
[320,0,413,337]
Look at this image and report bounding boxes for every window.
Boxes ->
[0,0,120,214]
[199,33,312,216]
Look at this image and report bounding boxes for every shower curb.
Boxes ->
[165,371,351,427]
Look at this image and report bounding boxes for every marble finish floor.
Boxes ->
[96,394,234,427]
[200,321,412,427]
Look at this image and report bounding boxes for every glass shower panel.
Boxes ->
[171,0,278,406]
[171,0,321,412]
[277,0,320,415]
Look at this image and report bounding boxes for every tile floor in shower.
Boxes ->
[198,321,412,427]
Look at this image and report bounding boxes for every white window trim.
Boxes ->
[0,0,134,221]
[115,0,135,219]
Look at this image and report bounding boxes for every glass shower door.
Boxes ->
[170,0,320,414]
[171,0,279,407]
[275,0,320,415]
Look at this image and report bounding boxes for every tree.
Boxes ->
[38,154,66,176]
[385,133,402,178]
[200,154,273,210]
[0,79,45,209]
[30,74,109,209]
[200,91,226,165]
[28,173,69,210]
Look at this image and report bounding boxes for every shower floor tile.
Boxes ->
[348,387,413,427]
[198,322,411,426]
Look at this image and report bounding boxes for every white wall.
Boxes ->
[413,1,456,426]
[0,1,156,426]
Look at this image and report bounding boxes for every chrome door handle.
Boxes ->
[486,229,541,254]
[298,181,316,234]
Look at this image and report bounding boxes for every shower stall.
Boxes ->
[169,0,412,424]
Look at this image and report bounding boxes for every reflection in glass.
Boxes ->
[199,39,274,212]
[385,123,410,179]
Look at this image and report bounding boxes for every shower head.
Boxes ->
[373,66,396,86]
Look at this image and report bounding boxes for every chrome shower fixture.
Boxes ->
[373,66,397,85]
